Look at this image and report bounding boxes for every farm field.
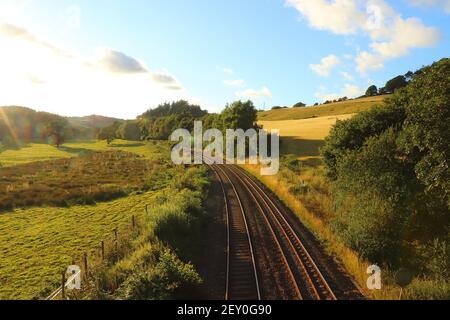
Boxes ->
[259,114,354,158]
[258,95,386,121]
[0,140,203,300]
[0,191,151,299]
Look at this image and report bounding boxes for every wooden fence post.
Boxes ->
[83,252,88,279]
[132,215,136,231]
[101,241,105,260]
[61,271,66,299]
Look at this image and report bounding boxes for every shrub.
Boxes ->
[331,130,416,264]
[116,248,201,300]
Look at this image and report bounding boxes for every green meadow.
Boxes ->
[0,140,206,299]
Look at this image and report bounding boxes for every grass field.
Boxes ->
[258,95,386,121]
[0,151,159,211]
[0,191,151,299]
[0,140,168,167]
[0,140,192,299]
[0,143,74,167]
[259,114,353,158]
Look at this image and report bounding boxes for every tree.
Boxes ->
[141,100,207,119]
[399,58,450,207]
[332,129,416,263]
[322,58,450,266]
[293,102,306,108]
[98,121,121,145]
[365,85,378,96]
[383,75,408,93]
[221,100,258,131]
[42,119,67,147]
[321,102,406,179]
[117,121,141,141]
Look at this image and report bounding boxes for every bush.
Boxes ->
[92,166,209,300]
[321,101,405,180]
[403,279,450,300]
[116,248,201,300]
[332,130,416,264]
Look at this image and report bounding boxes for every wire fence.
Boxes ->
[45,214,140,300]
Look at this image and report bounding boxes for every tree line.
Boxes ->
[97,100,259,144]
[0,107,95,150]
[321,58,449,278]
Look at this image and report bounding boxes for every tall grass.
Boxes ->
[85,166,210,300]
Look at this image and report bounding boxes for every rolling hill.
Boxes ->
[258,95,387,121]
[66,115,124,129]
[258,95,388,159]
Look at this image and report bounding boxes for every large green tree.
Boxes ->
[42,119,68,147]
[221,100,258,131]
[97,121,121,144]
[117,121,141,141]
[365,85,378,96]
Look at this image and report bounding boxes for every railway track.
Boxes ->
[210,162,338,300]
[212,164,261,300]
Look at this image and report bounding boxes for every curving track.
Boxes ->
[209,162,363,300]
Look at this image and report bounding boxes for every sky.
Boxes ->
[0,0,449,119]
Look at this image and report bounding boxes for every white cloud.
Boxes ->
[223,68,234,75]
[287,0,441,74]
[223,79,245,87]
[357,15,441,73]
[286,0,366,34]
[236,86,272,99]
[96,48,148,74]
[0,22,190,119]
[341,71,354,81]
[0,22,75,59]
[315,83,363,101]
[408,0,450,13]
[309,54,341,77]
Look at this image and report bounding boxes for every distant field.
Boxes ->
[0,140,167,167]
[259,114,354,158]
[0,151,157,212]
[0,144,74,167]
[258,95,386,121]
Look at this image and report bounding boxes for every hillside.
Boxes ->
[66,115,124,129]
[258,95,387,121]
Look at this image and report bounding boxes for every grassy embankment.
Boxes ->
[0,140,209,299]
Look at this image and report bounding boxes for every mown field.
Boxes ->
[0,140,208,300]
[259,114,353,158]
[258,95,386,121]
